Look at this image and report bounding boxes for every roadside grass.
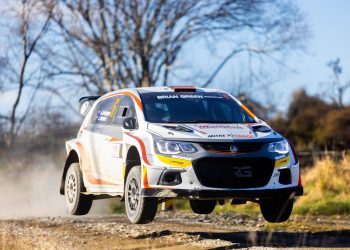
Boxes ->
[110,200,125,214]
[294,199,350,215]
[213,200,259,215]
[294,155,350,215]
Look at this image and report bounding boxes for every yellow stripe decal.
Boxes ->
[156,154,192,168]
[110,97,120,118]
[122,164,126,179]
[275,155,291,168]
[143,165,149,188]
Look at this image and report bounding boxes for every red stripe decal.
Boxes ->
[124,132,151,165]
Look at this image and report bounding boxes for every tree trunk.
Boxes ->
[8,56,27,148]
[140,56,151,87]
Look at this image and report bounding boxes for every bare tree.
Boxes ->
[325,58,350,107]
[42,0,308,94]
[0,0,53,148]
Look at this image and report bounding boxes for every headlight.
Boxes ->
[267,140,289,154]
[155,140,198,154]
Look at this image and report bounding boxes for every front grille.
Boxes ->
[199,141,264,153]
[193,157,274,188]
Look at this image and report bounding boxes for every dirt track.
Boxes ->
[1,212,350,249]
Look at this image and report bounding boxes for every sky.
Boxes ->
[281,0,350,109]
[188,0,350,112]
[1,0,350,115]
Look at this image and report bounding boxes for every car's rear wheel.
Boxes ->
[190,200,216,214]
[260,196,294,223]
[65,163,93,215]
[125,166,157,224]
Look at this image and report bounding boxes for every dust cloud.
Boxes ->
[0,157,111,218]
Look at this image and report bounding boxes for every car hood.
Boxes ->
[147,123,282,142]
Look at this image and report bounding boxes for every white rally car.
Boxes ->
[60,86,303,224]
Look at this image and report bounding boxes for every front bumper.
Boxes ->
[146,138,301,196]
[141,186,303,199]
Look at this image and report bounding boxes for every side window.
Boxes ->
[91,97,117,124]
[113,95,137,125]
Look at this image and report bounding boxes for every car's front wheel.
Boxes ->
[125,166,158,224]
[260,196,294,223]
[190,200,216,214]
[64,163,93,215]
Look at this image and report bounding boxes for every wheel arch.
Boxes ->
[60,150,80,195]
[124,146,141,184]
[120,145,142,201]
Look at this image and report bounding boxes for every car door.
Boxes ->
[86,96,118,184]
[103,95,138,185]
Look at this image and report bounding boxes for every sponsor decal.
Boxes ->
[201,95,223,99]
[172,155,192,161]
[156,154,192,168]
[157,95,179,99]
[110,143,121,158]
[156,94,224,100]
[208,134,226,138]
[207,133,254,139]
[96,110,111,122]
[195,124,245,130]
[275,155,291,168]
[157,94,205,99]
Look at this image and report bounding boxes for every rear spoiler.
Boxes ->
[79,96,100,116]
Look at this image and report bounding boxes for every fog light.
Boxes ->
[159,170,182,186]
[278,168,291,185]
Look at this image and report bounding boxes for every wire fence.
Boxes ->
[298,150,350,168]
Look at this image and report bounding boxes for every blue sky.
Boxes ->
[184,0,350,112]
[271,0,350,111]
[282,0,350,108]
[1,0,350,115]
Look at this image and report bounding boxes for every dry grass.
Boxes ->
[294,154,350,215]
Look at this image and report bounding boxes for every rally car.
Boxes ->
[60,86,303,224]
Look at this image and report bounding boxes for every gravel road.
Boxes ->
[1,212,350,249]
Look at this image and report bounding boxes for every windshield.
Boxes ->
[140,92,256,124]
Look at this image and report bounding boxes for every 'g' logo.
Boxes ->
[233,166,252,178]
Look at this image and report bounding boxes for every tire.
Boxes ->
[125,166,158,224]
[190,200,216,214]
[260,196,294,223]
[64,163,93,215]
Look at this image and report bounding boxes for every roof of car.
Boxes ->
[115,86,226,94]
[97,86,230,103]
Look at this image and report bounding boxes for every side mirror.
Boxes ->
[80,101,92,117]
[123,117,137,130]
[79,96,100,117]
